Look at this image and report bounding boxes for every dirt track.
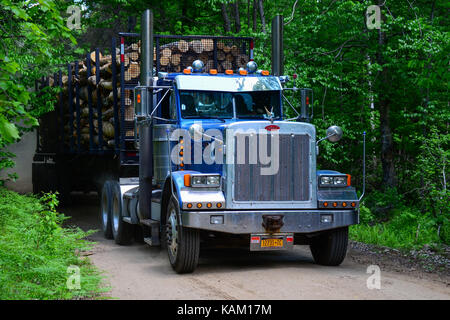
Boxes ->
[64,194,450,300]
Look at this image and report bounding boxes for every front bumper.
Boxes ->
[181,209,358,234]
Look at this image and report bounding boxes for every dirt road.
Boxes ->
[64,194,450,300]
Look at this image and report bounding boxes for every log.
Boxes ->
[129,51,139,61]
[90,51,103,63]
[217,51,226,61]
[170,54,181,66]
[161,48,172,58]
[236,54,249,67]
[160,56,170,66]
[201,38,214,52]
[231,45,239,56]
[222,61,232,70]
[190,40,203,54]
[128,62,140,78]
[177,40,189,53]
[99,81,113,91]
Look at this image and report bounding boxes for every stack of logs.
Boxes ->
[49,38,250,150]
[156,39,249,73]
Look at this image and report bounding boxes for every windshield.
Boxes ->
[179,90,281,120]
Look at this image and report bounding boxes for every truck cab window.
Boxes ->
[180,91,233,119]
[235,91,281,119]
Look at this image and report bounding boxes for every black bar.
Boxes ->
[95,49,103,153]
[58,70,64,152]
[120,37,126,162]
[111,37,120,155]
[86,54,94,152]
[213,39,218,69]
[75,61,81,152]
[68,63,74,152]
[155,36,160,74]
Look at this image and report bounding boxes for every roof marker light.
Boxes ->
[183,68,191,74]
[261,70,270,76]
[239,69,248,76]
[225,69,233,75]
[209,69,218,75]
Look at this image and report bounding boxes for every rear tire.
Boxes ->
[100,181,113,239]
[310,227,348,266]
[110,181,134,245]
[165,197,200,274]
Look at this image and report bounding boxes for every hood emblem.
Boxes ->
[265,124,280,131]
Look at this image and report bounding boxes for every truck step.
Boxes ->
[144,237,160,247]
[122,217,132,224]
[140,219,159,227]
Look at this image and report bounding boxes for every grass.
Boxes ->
[349,205,444,251]
[0,187,107,299]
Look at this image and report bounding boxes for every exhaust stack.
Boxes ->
[271,15,284,76]
[138,9,154,220]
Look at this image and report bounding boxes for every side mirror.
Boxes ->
[326,125,343,142]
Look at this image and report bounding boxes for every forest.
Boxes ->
[0,0,448,250]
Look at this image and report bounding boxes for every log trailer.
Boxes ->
[33,10,364,273]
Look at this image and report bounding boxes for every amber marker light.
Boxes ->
[351,202,356,207]
[183,68,191,74]
[342,202,347,207]
[197,203,202,208]
[323,202,328,207]
[209,69,218,75]
[207,203,212,208]
[225,69,233,75]
[187,203,193,208]
[184,174,191,187]
[216,203,222,208]
[261,70,269,76]
[347,174,352,186]
[239,69,248,75]
[333,202,338,207]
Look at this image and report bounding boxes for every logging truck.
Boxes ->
[33,10,364,273]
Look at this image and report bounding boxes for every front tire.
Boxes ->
[110,181,134,245]
[310,227,348,266]
[165,197,200,274]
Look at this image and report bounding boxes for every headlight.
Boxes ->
[186,174,221,188]
[318,175,349,187]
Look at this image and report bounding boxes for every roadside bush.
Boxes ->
[0,188,106,299]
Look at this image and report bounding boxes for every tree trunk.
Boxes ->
[247,0,250,29]
[376,2,396,189]
[252,0,258,32]
[258,0,266,33]
[234,1,241,33]
[221,3,231,33]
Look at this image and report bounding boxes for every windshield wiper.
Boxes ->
[183,115,227,122]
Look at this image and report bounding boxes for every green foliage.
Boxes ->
[0,188,106,299]
[0,0,77,181]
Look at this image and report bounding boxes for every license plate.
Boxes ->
[261,238,283,248]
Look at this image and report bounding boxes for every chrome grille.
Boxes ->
[233,133,310,202]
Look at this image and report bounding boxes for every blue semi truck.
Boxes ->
[34,10,362,273]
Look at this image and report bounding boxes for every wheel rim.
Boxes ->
[166,208,178,259]
[112,194,120,233]
[101,191,108,228]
